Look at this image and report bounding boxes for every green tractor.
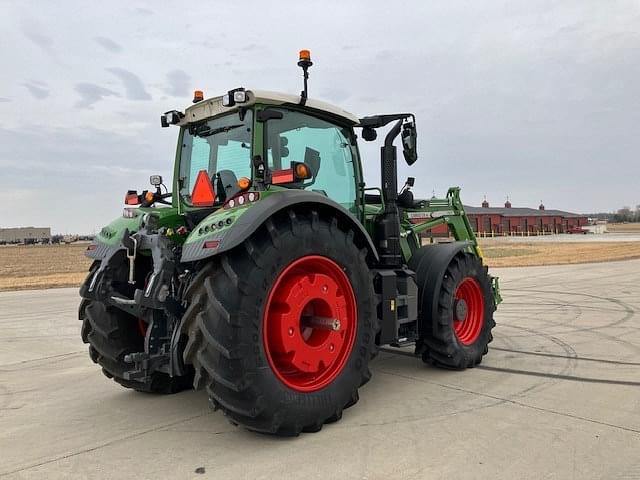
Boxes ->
[80,51,501,435]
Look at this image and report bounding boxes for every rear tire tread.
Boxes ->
[183,209,378,435]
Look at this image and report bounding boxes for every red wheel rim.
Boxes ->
[263,255,357,392]
[453,277,485,345]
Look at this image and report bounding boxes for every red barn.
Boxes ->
[417,199,588,237]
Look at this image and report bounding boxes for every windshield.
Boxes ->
[178,110,253,205]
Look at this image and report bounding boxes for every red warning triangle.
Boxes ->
[191,170,216,207]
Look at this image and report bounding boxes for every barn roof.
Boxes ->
[463,206,584,218]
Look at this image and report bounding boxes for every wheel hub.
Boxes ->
[454,299,468,321]
[263,255,357,392]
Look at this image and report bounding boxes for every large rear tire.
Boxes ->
[417,253,495,369]
[182,210,377,435]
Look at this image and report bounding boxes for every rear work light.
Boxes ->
[222,88,247,107]
[224,191,260,209]
[160,110,184,128]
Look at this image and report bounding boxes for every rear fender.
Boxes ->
[181,190,379,263]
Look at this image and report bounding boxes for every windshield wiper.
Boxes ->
[196,123,245,138]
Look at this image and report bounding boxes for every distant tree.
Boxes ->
[614,206,633,223]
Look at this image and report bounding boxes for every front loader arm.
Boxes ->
[400,187,502,306]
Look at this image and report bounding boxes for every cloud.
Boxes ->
[134,7,153,15]
[20,19,54,54]
[23,82,50,99]
[0,123,171,233]
[106,67,152,100]
[164,69,191,97]
[22,29,53,51]
[93,36,123,53]
[74,83,120,108]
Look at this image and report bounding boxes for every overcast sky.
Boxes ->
[1,1,639,233]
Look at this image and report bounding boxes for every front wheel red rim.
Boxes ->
[453,277,485,345]
[262,255,357,392]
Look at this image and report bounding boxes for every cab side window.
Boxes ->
[266,109,357,210]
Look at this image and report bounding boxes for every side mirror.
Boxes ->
[304,147,321,175]
[280,136,289,158]
[401,122,418,165]
[150,175,163,186]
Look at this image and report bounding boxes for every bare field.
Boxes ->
[1,240,640,290]
[480,240,640,267]
[607,222,640,233]
[0,244,92,291]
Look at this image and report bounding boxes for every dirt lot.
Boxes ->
[480,240,640,267]
[607,222,640,233]
[0,244,92,291]
[2,240,640,291]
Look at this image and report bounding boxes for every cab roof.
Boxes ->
[182,89,359,126]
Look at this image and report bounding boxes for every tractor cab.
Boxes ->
[172,92,362,214]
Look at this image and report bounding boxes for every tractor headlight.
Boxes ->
[222,94,231,107]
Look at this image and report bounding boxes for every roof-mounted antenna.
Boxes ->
[297,49,312,106]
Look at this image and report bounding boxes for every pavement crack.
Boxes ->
[490,347,640,366]
[377,369,640,435]
[0,351,85,371]
[476,365,640,386]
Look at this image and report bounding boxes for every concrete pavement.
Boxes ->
[1,260,639,479]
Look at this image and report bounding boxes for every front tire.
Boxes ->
[182,210,378,435]
[417,253,495,369]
